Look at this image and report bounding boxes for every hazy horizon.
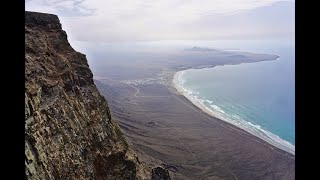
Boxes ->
[26,0,294,44]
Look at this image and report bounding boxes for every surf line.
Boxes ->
[171,91,294,159]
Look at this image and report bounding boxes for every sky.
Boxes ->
[25,0,295,42]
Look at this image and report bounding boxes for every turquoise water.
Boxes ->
[175,39,295,154]
[74,38,295,154]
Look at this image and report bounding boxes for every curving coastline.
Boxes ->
[93,46,295,179]
[172,69,295,155]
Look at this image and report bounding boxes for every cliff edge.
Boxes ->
[25,11,170,180]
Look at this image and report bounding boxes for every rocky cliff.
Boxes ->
[25,11,170,180]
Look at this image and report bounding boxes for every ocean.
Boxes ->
[173,39,295,154]
[73,38,295,154]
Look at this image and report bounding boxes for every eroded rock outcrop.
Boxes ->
[25,11,170,180]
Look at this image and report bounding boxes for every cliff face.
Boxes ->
[25,11,169,180]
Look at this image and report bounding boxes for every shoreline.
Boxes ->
[171,69,295,156]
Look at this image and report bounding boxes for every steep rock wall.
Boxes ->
[25,11,169,180]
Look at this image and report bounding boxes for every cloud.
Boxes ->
[26,0,294,42]
[25,0,95,16]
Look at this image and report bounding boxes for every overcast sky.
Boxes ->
[26,0,294,42]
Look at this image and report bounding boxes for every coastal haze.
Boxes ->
[173,39,295,155]
[26,0,295,179]
[87,40,294,179]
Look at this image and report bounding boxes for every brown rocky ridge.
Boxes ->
[25,11,170,180]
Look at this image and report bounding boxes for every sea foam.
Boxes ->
[173,70,295,155]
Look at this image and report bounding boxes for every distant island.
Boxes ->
[185,46,218,52]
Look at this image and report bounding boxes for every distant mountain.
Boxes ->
[185,46,218,52]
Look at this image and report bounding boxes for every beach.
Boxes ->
[95,74,295,179]
[172,70,295,155]
[90,40,294,179]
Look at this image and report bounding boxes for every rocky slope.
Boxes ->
[25,11,170,180]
